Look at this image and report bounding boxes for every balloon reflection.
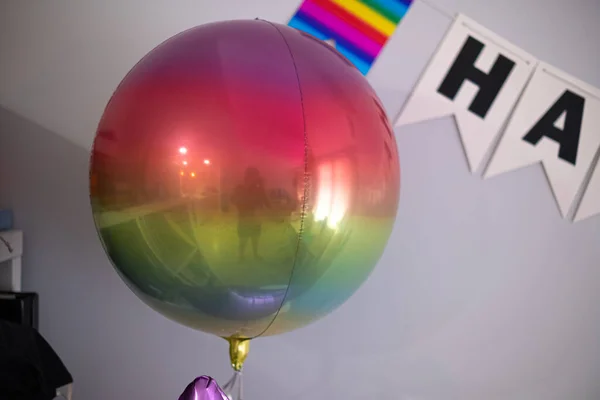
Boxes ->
[314,158,351,229]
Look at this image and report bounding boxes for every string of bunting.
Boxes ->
[287,1,600,223]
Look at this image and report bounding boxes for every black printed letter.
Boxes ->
[437,36,516,119]
[522,90,585,165]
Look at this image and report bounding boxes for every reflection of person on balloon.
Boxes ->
[230,167,271,261]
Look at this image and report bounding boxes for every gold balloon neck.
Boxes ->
[225,337,250,372]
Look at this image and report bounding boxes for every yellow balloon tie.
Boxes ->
[226,337,250,372]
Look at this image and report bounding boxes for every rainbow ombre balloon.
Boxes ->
[90,19,399,352]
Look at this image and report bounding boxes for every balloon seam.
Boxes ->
[254,20,310,338]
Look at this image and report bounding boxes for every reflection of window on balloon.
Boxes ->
[314,158,351,229]
[364,145,393,205]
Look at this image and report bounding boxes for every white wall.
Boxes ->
[1,1,600,399]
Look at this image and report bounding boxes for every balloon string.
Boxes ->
[254,20,310,338]
[417,0,456,20]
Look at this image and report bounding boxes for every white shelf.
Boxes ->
[0,230,23,291]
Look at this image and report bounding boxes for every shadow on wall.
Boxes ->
[0,107,229,400]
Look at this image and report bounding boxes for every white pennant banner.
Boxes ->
[486,62,600,218]
[576,160,600,222]
[395,14,537,172]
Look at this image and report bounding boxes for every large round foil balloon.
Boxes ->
[90,20,399,342]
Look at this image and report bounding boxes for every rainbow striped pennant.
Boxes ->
[288,0,414,75]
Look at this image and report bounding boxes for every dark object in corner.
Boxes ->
[0,320,73,399]
[0,292,39,329]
